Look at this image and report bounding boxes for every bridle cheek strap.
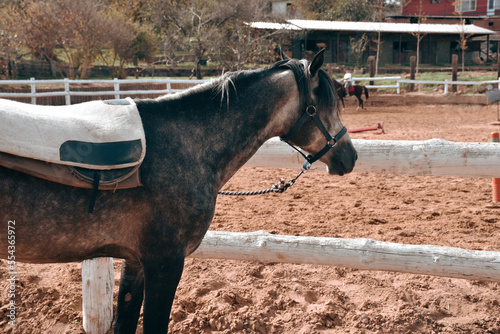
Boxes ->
[280,105,348,170]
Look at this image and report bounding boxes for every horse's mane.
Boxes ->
[214,59,300,107]
[142,57,335,114]
[215,58,335,112]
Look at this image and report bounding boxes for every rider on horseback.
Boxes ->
[340,68,352,95]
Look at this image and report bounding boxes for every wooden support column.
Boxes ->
[409,56,416,92]
[368,56,376,86]
[452,54,458,93]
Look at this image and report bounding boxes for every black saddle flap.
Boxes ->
[60,140,143,166]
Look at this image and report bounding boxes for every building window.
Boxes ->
[431,0,440,4]
[455,0,476,12]
[489,0,500,9]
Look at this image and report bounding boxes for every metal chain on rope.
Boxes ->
[218,168,307,196]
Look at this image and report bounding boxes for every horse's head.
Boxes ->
[333,79,347,98]
[278,50,357,176]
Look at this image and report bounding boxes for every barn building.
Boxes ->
[402,0,498,17]
[393,0,500,61]
[251,19,495,66]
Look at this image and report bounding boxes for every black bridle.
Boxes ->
[218,103,346,196]
[218,60,347,196]
[280,104,347,171]
[219,100,347,197]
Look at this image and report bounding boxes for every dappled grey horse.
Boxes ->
[0,50,357,333]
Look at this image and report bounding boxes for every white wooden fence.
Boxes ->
[82,137,500,333]
[351,76,500,94]
[1,76,500,106]
[351,76,402,90]
[3,79,499,332]
[0,78,208,105]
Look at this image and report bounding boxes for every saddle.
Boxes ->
[0,98,146,192]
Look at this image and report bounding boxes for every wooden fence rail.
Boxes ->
[4,80,498,333]
[82,136,500,333]
[192,230,500,282]
[1,77,500,104]
[350,76,500,94]
[248,137,500,178]
[0,78,208,105]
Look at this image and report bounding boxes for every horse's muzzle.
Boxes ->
[326,142,357,176]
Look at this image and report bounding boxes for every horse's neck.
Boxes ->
[138,70,299,188]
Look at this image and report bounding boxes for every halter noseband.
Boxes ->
[280,104,347,170]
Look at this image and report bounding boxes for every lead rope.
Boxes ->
[218,168,307,196]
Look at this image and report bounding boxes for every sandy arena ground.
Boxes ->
[1,100,499,333]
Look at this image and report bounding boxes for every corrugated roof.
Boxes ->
[250,22,302,31]
[251,19,495,35]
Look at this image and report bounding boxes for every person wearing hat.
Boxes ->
[340,68,352,93]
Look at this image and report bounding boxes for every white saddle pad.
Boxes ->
[0,98,145,169]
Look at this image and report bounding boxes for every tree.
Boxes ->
[454,0,473,71]
[10,0,106,78]
[130,30,158,65]
[151,0,230,78]
[9,0,152,79]
[291,0,336,19]
[12,1,73,77]
[0,5,24,78]
[213,0,287,70]
[152,0,284,78]
[58,0,112,79]
[324,0,374,22]
[410,0,427,74]
[374,30,383,75]
[349,33,369,66]
[97,5,149,78]
[291,0,397,22]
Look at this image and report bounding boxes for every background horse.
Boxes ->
[0,51,356,333]
[333,79,369,110]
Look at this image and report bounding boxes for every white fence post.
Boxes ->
[114,78,120,100]
[167,78,172,94]
[30,77,36,105]
[82,258,114,334]
[444,79,449,94]
[64,78,71,105]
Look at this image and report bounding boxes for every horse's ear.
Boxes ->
[280,48,290,60]
[310,49,325,77]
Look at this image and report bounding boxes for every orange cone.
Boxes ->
[492,132,500,203]
[493,178,500,203]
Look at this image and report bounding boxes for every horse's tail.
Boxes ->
[364,86,369,99]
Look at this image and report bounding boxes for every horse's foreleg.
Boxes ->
[142,254,185,333]
[114,260,145,334]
